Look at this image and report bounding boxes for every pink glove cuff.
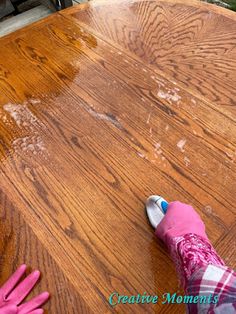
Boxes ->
[155,201,209,244]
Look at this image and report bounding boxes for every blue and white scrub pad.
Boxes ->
[145,195,168,229]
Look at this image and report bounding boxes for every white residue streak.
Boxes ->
[177,139,187,152]
[137,152,145,159]
[225,151,236,162]
[157,87,181,104]
[3,103,38,128]
[30,98,41,105]
[2,101,47,157]
[154,142,161,150]
[13,135,46,155]
[87,108,121,128]
[184,156,190,166]
[205,205,212,214]
[149,127,153,137]
[225,151,234,158]
[146,113,151,124]
[154,142,162,156]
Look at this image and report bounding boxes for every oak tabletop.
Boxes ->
[0,0,236,313]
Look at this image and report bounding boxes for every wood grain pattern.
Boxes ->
[63,0,236,113]
[215,223,236,270]
[0,189,91,313]
[0,1,235,313]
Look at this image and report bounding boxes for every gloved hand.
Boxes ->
[0,264,49,314]
[155,201,209,245]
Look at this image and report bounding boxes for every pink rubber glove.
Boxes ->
[0,265,49,314]
[155,201,208,245]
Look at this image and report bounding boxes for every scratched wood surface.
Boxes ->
[0,0,235,313]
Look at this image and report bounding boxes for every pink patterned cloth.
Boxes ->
[155,201,225,288]
[167,233,225,289]
[154,201,236,313]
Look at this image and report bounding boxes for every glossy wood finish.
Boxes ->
[0,0,235,313]
[64,0,236,113]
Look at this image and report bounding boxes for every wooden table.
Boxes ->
[0,0,235,313]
